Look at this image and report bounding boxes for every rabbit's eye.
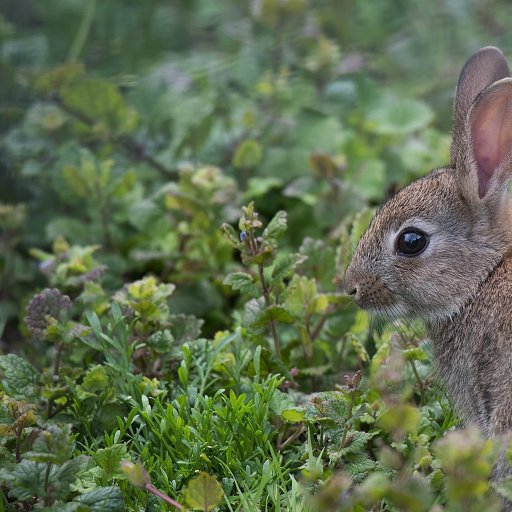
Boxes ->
[396,229,428,256]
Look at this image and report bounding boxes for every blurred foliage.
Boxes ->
[1,0,512,510]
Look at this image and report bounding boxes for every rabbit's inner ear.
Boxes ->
[469,79,512,198]
[452,47,509,166]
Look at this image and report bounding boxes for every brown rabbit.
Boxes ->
[343,46,512,499]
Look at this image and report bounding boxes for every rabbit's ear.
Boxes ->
[452,47,509,165]
[460,78,512,200]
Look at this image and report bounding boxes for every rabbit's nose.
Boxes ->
[340,276,359,298]
[348,284,359,297]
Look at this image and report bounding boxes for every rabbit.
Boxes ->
[343,46,512,500]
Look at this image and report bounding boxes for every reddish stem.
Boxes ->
[145,483,183,510]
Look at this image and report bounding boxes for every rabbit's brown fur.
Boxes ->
[344,46,512,502]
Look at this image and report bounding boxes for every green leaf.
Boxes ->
[281,408,306,422]
[60,76,138,135]
[335,431,377,460]
[0,460,47,501]
[348,159,386,201]
[223,272,261,299]
[366,97,434,136]
[0,354,39,400]
[183,472,223,511]
[262,211,287,241]
[52,456,91,500]
[221,223,243,250]
[232,139,263,169]
[76,365,110,398]
[403,347,428,362]
[265,305,294,324]
[94,445,128,478]
[378,405,420,434]
[24,424,75,464]
[270,253,307,287]
[73,486,125,512]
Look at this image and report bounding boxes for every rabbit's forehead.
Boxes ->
[362,169,460,247]
[375,170,458,230]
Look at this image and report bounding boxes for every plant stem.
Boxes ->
[409,360,425,405]
[145,483,183,509]
[67,0,97,62]
[340,388,356,448]
[15,425,22,462]
[277,425,305,451]
[47,341,63,418]
[44,463,52,506]
[257,263,281,359]
[310,314,328,341]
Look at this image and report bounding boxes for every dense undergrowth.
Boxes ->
[2,1,512,510]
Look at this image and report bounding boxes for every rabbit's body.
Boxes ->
[432,255,512,438]
[343,46,512,497]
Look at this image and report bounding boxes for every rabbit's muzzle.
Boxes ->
[342,269,394,311]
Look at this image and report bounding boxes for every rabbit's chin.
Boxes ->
[368,300,464,325]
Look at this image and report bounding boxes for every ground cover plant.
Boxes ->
[2,1,512,510]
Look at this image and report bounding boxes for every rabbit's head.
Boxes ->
[343,47,512,323]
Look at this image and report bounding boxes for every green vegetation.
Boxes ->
[2,1,512,510]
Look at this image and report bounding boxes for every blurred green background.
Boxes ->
[2,0,512,338]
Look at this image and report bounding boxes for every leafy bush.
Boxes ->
[2,1,512,510]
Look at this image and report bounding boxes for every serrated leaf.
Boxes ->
[52,456,91,500]
[337,431,377,459]
[74,486,125,511]
[183,472,223,511]
[266,305,294,324]
[223,272,261,299]
[270,253,307,287]
[221,223,243,250]
[79,365,110,394]
[262,211,287,241]
[0,354,39,400]
[24,424,74,464]
[94,445,128,478]
[0,460,47,501]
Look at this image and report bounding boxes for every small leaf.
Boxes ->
[73,486,125,512]
[221,223,243,250]
[183,472,223,511]
[120,461,150,488]
[223,272,261,299]
[262,211,287,241]
[403,347,428,362]
[0,354,39,400]
[94,445,128,478]
[281,408,306,422]
[270,253,307,286]
[232,139,263,169]
[266,305,295,324]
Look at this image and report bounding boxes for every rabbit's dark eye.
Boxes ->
[396,229,428,256]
